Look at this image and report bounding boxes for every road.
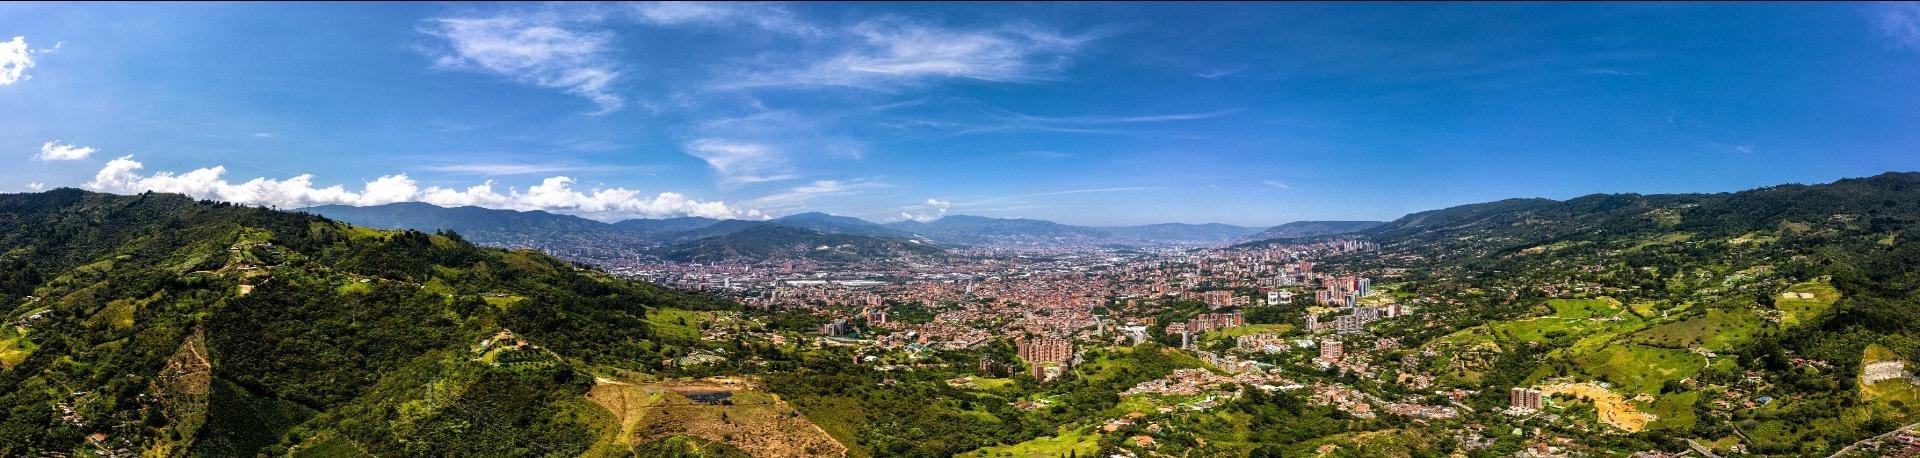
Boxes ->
[1826,421,1920,458]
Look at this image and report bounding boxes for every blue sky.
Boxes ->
[2,2,1917,226]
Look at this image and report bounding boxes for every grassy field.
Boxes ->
[948,376,1016,391]
[959,425,1101,458]
[289,433,373,458]
[1647,391,1700,431]
[647,308,712,341]
[1574,344,1704,396]
[0,326,36,369]
[1204,323,1294,340]
[1485,298,1642,345]
[1631,308,1761,351]
[1074,345,1211,384]
[1551,297,1625,318]
[1776,279,1840,327]
[587,378,846,458]
[1625,232,1693,252]
[1861,344,1920,404]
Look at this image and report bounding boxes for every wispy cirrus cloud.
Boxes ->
[747,178,892,213]
[627,2,822,37]
[1194,64,1247,79]
[421,15,624,113]
[717,19,1104,90]
[682,138,799,184]
[948,108,1241,136]
[83,156,760,220]
[1879,2,1920,51]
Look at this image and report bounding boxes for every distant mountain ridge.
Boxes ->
[1100,223,1265,244]
[1243,220,1385,241]
[772,212,921,239]
[650,224,943,263]
[303,203,1295,253]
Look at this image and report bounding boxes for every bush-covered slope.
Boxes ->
[1333,172,1920,454]
[0,189,730,456]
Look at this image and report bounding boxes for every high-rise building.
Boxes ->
[1509,387,1543,411]
[1319,339,1343,361]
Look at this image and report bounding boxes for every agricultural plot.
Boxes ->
[1776,279,1840,327]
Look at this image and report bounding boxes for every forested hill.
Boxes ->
[1358,172,1920,257]
[0,189,731,455]
[1328,172,1920,454]
[1241,220,1383,242]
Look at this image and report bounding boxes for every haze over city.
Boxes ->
[5,2,1917,226]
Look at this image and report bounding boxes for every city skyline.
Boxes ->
[4,3,1919,226]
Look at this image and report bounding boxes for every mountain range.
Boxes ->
[303,203,1377,261]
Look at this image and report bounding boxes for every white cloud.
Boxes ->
[81,155,758,220]
[1881,3,1920,51]
[422,16,624,113]
[252,132,276,139]
[2,36,39,86]
[948,108,1240,136]
[1261,180,1291,190]
[1194,65,1247,79]
[26,181,45,191]
[748,179,891,212]
[898,198,951,222]
[36,140,96,161]
[682,138,797,183]
[722,20,1098,89]
[628,2,821,37]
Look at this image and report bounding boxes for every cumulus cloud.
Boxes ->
[682,138,797,184]
[81,156,758,220]
[422,16,624,113]
[1880,2,1920,51]
[898,198,952,222]
[36,140,96,161]
[26,182,45,191]
[2,36,42,86]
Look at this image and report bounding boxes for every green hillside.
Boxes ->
[0,189,735,456]
[1338,172,1920,454]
